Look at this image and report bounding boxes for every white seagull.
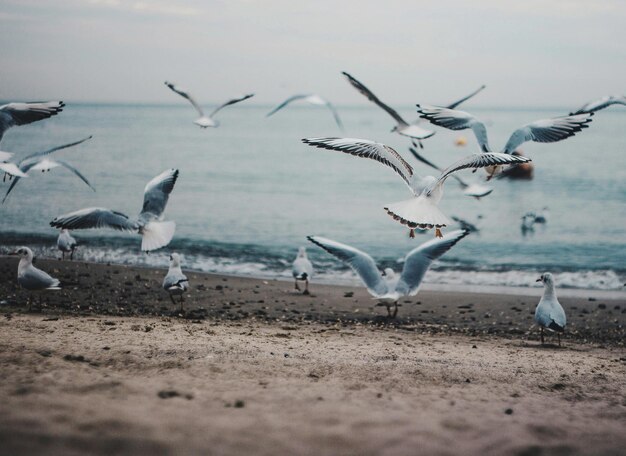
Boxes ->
[267,94,344,130]
[415,104,594,177]
[308,230,469,318]
[50,169,179,252]
[535,272,566,346]
[408,144,493,199]
[570,95,626,115]
[57,229,78,260]
[162,253,189,311]
[302,137,529,238]
[342,71,485,143]
[0,101,64,144]
[164,81,254,128]
[2,136,95,203]
[0,152,28,179]
[9,246,61,310]
[292,246,313,294]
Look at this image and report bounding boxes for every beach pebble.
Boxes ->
[505,408,513,415]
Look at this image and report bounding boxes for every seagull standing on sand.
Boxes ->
[302,137,529,238]
[162,253,189,311]
[292,247,313,294]
[50,169,179,252]
[267,94,344,130]
[10,247,61,310]
[308,230,469,318]
[164,81,254,128]
[535,273,566,345]
[415,104,594,177]
[570,95,626,115]
[0,101,64,144]
[342,71,485,144]
[2,136,95,203]
[57,229,77,260]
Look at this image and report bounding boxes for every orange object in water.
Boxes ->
[454,136,467,146]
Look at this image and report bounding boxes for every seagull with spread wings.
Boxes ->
[342,71,485,144]
[302,137,530,238]
[308,230,469,318]
[164,81,254,128]
[569,95,626,115]
[2,136,94,203]
[267,94,343,130]
[415,104,594,177]
[0,101,64,144]
[50,169,179,252]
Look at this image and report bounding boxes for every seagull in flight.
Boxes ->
[0,101,64,144]
[50,169,179,252]
[267,94,344,130]
[302,137,529,238]
[308,230,469,318]
[569,95,626,115]
[2,136,95,203]
[408,144,493,199]
[0,151,28,179]
[342,71,485,143]
[164,81,254,128]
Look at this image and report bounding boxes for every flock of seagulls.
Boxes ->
[3,75,623,344]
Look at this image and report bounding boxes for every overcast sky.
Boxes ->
[1,0,625,107]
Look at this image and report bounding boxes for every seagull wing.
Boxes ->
[140,168,179,218]
[342,71,407,126]
[302,137,415,190]
[0,162,28,178]
[445,85,486,110]
[324,101,344,130]
[164,81,205,117]
[50,207,139,232]
[0,101,64,142]
[19,135,93,164]
[2,159,40,203]
[307,236,388,297]
[52,159,96,191]
[209,94,254,118]
[427,153,531,195]
[266,95,310,117]
[416,104,491,152]
[502,113,594,154]
[570,95,626,115]
[396,230,469,296]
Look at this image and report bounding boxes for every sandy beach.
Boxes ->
[0,257,625,455]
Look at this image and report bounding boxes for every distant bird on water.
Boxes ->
[2,136,95,203]
[57,229,78,260]
[308,230,469,318]
[342,71,485,144]
[570,95,626,115]
[50,168,179,252]
[0,101,64,144]
[292,246,313,294]
[267,94,344,130]
[164,81,254,128]
[10,246,61,310]
[302,137,529,238]
[163,253,189,311]
[535,272,566,346]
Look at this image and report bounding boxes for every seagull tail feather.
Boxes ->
[141,220,176,252]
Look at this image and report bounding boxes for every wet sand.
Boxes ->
[0,257,625,455]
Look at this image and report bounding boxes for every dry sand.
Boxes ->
[0,257,625,455]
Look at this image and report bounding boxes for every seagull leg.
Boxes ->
[385,304,391,317]
[303,279,310,295]
[70,249,75,261]
[409,229,415,239]
[169,293,177,306]
[62,251,65,261]
[540,326,544,345]
[392,302,398,319]
[418,140,424,149]
[558,332,561,347]
[294,280,300,291]
[180,294,185,313]
[435,228,443,238]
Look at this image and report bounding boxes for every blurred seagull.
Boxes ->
[0,101,64,144]
[302,137,529,238]
[9,246,61,310]
[267,94,343,130]
[535,272,566,346]
[50,169,179,252]
[342,71,485,144]
[450,216,479,233]
[416,104,594,177]
[2,136,95,203]
[164,81,254,128]
[408,144,493,199]
[163,253,189,311]
[57,229,78,260]
[292,246,313,294]
[308,230,469,318]
[570,95,626,115]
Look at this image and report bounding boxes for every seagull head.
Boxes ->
[9,246,33,261]
[536,272,554,284]
[169,252,181,267]
[382,268,396,279]
[297,247,307,258]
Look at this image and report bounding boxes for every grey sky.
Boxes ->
[1,0,625,107]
